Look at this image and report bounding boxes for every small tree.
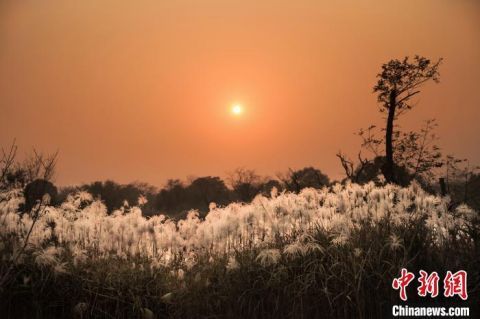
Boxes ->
[373,55,442,183]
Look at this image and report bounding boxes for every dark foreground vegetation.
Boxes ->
[1,55,479,318]
[1,183,479,319]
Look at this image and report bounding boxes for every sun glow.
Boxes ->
[231,104,243,115]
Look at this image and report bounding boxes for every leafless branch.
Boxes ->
[0,139,18,188]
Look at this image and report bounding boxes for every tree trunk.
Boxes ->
[439,177,447,196]
[383,90,397,183]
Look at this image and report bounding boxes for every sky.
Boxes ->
[1,0,479,187]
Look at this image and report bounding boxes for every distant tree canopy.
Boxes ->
[23,179,58,212]
[259,179,283,197]
[184,176,231,214]
[154,177,231,218]
[227,168,262,203]
[280,167,330,193]
[66,167,330,219]
[81,180,157,215]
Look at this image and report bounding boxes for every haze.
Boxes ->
[1,0,479,186]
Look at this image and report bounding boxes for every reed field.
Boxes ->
[0,182,479,318]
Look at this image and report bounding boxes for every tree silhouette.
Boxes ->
[227,167,261,202]
[280,167,330,192]
[373,55,442,183]
[23,179,57,212]
[186,176,230,216]
[82,180,157,214]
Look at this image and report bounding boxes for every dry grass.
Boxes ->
[0,182,478,318]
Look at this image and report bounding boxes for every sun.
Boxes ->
[231,104,243,115]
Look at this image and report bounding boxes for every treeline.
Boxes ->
[58,167,329,218]
[70,165,480,218]
[1,139,479,219]
[0,148,331,218]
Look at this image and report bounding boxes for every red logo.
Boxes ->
[444,270,468,300]
[392,269,468,301]
[417,270,440,298]
[392,268,415,301]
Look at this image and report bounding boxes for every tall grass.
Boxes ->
[0,182,478,318]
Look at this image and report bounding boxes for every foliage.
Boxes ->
[373,56,442,113]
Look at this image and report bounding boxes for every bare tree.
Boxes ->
[0,140,18,189]
[373,55,442,183]
[227,167,260,188]
[394,119,443,181]
[22,149,59,183]
[336,151,370,183]
[1,140,59,189]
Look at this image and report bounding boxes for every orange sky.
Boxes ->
[1,0,479,187]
